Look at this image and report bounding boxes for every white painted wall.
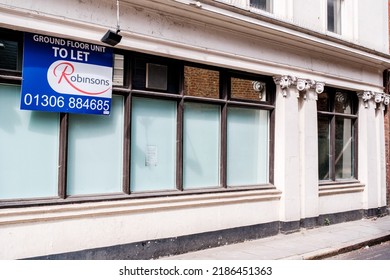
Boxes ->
[357,0,389,52]
[215,0,389,52]
[292,0,324,32]
[0,191,281,259]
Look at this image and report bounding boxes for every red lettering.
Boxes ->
[52,62,110,95]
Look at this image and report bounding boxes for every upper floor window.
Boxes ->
[250,0,273,13]
[327,0,342,34]
[215,0,273,13]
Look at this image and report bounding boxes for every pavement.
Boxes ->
[162,214,390,260]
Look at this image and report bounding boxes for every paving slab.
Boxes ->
[162,215,390,260]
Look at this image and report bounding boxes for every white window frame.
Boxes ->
[215,0,273,14]
[327,0,342,34]
[248,0,273,13]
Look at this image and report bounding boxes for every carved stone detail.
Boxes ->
[273,75,326,100]
[384,94,390,106]
[356,91,390,109]
[273,75,296,97]
[273,76,389,109]
[373,93,389,110]
[314,82,325,95]
[252,81,266,100]
[374,92,384,104]
[296,78,312,92]
[357,91,372,108]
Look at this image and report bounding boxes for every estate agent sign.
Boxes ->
[21,33,113,115]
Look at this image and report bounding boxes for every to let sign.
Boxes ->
[21,33,113,115]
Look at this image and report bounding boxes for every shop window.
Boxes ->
[128,62,273,192]
[327,0,342,34]
[0,85,59,199]
[227,107,269,186]
[183,102,221,189]
[317,88,357,182]
[130,97,177,192]
[67,95,124,195]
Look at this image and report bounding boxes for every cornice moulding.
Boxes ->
[144,0,390,68]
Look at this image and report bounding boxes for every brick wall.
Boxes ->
[184,66,263,101]
[231,77,263,101]
[184,66,219,98]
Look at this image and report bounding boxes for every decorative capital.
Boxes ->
[357,91,390,109]
[373,92,390,110]
[273,75,296,97]
[296,78,313,92]
[274,75,325,99]
[357,91,373,108]
[374,92,384,103]
[384,94,390,106]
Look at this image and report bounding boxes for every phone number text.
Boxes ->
[23,93,110,112]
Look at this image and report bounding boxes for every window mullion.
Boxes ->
[220,72,228,188]
[58,113,68,199]
[353,118,358,179]
[122,55,132,195]
[329,115,336,181]
[122,93,131,195]
[176,99,184,191]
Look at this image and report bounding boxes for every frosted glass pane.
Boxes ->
[131,97,176,192]
[227,107,268,186]
[183,103,220,189]
[0,85,59,199]
[67,95,124,195]
[335,118,354,179]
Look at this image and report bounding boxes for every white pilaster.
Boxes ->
[298,89,320,220]
[358,92,381,210]
[375,101,387,208]
[274,76,301,223]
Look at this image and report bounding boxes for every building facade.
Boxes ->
[0,0,389,259]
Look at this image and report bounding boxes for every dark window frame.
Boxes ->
[317,87,358,185]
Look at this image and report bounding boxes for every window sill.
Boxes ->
[319,182,364,196]
[0,188,281,226]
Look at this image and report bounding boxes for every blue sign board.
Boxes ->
[21,33,113,115]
